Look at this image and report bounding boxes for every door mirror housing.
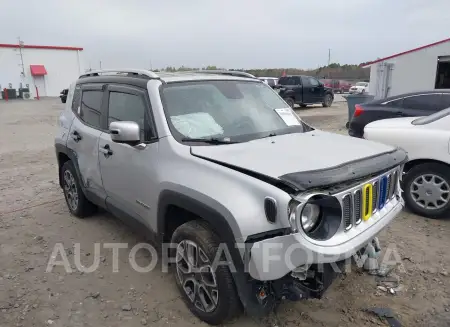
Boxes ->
[109,121,141,145]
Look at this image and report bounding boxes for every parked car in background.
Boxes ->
[258,77,278,88]
[60,88,68,103]
[55,68,405,325]
[349,82,369,94]
[320,79,352,93]
[364,107,450,218]
[348,90,450,138]
[276,75,334,108]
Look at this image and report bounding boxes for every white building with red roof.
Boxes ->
[0,43,83,98]
[362,38,450,99]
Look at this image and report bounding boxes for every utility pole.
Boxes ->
[99,61,102,69]
[17,37,25,77]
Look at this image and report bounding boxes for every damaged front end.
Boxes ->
[240,163,405,316]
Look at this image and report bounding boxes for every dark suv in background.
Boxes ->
[349,90,450,138]
[275,75,334,108]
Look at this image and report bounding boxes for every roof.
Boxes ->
[364,89,450,105]
[0,43,83,51]
[77,70,261,85]
[362,37,450,67]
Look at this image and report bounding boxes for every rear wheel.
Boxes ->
[171,221,241,325]
[322,94,333,107]
[61,161,97,218]
[403,163,450,218]
[285,97,295,108]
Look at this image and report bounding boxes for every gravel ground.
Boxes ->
[0,98,449,327]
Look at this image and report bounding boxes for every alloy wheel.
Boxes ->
[63,170,79,211]
[176,240,219,313]
[410,174,450,210]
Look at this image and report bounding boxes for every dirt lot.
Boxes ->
[1,98,449,327]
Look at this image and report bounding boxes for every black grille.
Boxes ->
[354,190,362,224]
[264,197,277,223]
[372,181,378,212]
[343,194,352,229]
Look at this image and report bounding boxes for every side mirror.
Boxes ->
[109,121,141,145]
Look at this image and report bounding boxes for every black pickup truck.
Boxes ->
[275,75,334,108]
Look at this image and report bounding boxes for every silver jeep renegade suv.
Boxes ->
[55,69,406,325]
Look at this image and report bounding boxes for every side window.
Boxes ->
[267,79,275,87]
[108,92,151,141]
[71,87,81,112]
[292,76,301,85]
[403,94,442,111]
[79,90,103,128]
[308,77,319,87]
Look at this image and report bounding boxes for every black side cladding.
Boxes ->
[279,148,408,190]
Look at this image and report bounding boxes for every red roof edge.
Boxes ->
[0,43,83,51]
[361,37,450,67]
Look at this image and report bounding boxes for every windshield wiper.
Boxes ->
[181,137,238,144]
[258,133,277,139]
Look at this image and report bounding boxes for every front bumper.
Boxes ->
[248,199,403,281]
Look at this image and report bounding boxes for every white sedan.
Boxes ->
[364,107,450,218]
[349,82,369,94]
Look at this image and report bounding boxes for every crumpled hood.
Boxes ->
[191,131,406,190]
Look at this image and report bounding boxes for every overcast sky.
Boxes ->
[2,0,450,70]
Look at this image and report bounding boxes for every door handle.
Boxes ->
[71,130,82,142]
[395,111,404,116]
[99,144,113,157]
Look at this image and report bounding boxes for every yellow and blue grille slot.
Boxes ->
[362,184,373,220]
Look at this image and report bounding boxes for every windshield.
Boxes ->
[161,80,306,144]
[412,107,450,125]
[356,82,368,87]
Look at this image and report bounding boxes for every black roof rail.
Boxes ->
[79,69,159,79]
[181,70,257,79]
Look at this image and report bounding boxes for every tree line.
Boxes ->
[155,63,370,81]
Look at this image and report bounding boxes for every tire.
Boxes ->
[322,93,333,107]
[171,220,241,325]
[285,97,295,108]
[403,163,450,219]
[61,161,97,218]
[300,104,307,108]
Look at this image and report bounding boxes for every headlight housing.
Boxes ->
[289,194,342,240]
[301,203,321,232]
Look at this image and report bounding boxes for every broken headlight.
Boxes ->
[289,194,342,240]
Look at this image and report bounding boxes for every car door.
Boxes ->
[439,93,450,110]
[401,93,443,117]
[67,84,106,204]
[98,84,159,230]
[302,76,322,103]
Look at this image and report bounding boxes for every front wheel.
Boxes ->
[171,221,241,325]
[322,94,333,107]
[403,163,450,218]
